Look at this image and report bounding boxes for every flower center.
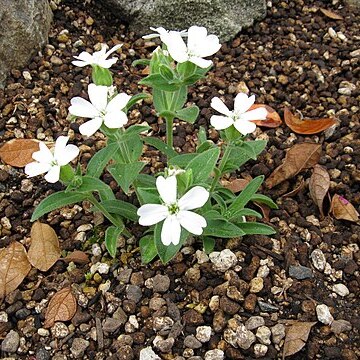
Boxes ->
[167,203,180,215]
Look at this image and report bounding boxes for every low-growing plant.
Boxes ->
[26,26,277,264]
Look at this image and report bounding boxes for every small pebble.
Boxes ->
[236,324,256,350]
[316,304,334,325]
[70,338,90,358]
[249,277,264,293]
[254,343,268,358]
[195,326,212,343]
[51,323,69,338]
[204,349,224,360]
[332,284,349,297]
[330,319,352,334]
[289,265,313,280]
[271,324,286,344]
[1,330,20,353]
[245,316,265,330]
[311,249,326,271]
[256,326,271,345]
[209,249,237,272]
[139,346,161,360]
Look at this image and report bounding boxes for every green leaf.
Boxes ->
[123,134,144,163]
[241,141,259,160]
[139,74,180,92]
[176,105,199,124]
[168,153,197,168]
[135,173,156,188]
[77,176,115,201]
[31,192,86,222]
[132,58,151,67]
[211,193,227,214]
[143,137,178,158]
[153,88,167,113]
[251,194,278,209]
[154,223,188,264]
[92,65,112,86]
[202,210,246,238]
[196,141,215,154]
[176,61,196,78]
[202,236,215,254]
[171,86,187,111]
[124,93,149,113]
[125,124,151,136]
[236,222,276,235]
[223,140,267,173]
[98,199,138,222]
[108,161,145,194]
[197,126,207,145]
[139,235,158,264]
[159,64,175,82]
[186,147,220,184]
[227,176,264,219]
[136,187,159,205]
[105,226,123,258]
[87,142,119,178]
[232,208,262,219]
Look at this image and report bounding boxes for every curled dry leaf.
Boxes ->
[254,202,271,222]
[319,8,344,20]
[283,321,317,358]
[309,165,330,218]
[44,287,77,328]
[28,222,61,272]
[281,178,305,198]
[63,250,90,265]
[0,138,40,167]
[221,178,250,193]
[330,194,359,222]
[0,242,31,298]
[250,104,282,128]
[284,108,337,135]
[265,143,321,189]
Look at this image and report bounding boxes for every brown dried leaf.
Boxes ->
[319,8,344,20]
[281,178,305,198]
[221,178,250,193]
[0,242,31,298]
[283,321,317,358]
[63,250,90,265]
[330,194,359,222]
[28,222,61,272]
[0,139,40,167]
[284,108,337,135]
[309,165,330,218]
[265,143,321,189]
[254,202,271,222]
[250,104,282,128]
[44,287,77,328]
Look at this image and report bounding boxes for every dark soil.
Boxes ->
[0,0,359,359]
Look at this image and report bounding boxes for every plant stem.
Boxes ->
[210,142,232,192]
[87,194,132,237]
[165,115,174,151]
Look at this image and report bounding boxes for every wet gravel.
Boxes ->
[0,0,359,359]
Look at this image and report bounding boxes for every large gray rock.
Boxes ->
[0,0,52,88]
[103,0,266,42]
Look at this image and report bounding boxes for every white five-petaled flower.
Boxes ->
[162,25,221,68]
[72,43,122,68]
[210,93,268,135]
[68,84,131,136]
[142,26,188,41]
[25,136,79,183]
[137,176,209,246]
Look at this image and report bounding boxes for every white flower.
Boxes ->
[72,43,122,68]
[163,25,221,68]
[69,84,131,136]
[142,26,187,41]
[166,166,186,177]
[137,176,209,246]
[210,93,268,135]
[25,136,79,183]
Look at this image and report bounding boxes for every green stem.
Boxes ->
[87,194,132,238]
[165,115,174,151]
[210,142,232,192]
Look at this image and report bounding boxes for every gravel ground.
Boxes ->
[0,0,359,359]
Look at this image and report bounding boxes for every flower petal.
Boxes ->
[73,51,94,64]
[178,186,209,210]
[189,56,212,69]
[178,210,207,235]
[196,34,221,57]
[210,97,232,116]
[103,111,128,129]
[105,44,122,58]
[88,84,108,112]
[156,175,177,204]
[239,107,268,121]
[69,97,99,118]
[53,136,69,160]
[137,204,168,226]
[97,58,117,68]
[161,215,181,246]
[165,32,188,63]
[234,93,255,114]
[44,165,60,183]
[57,145,79,166]
[187,26,208,52]
[32,142,53,163]
[233,119,257,135]
[79,117,103,136]
[210,115,234,130]
[106,93,131,112]
[25,161,51,177]
[71,60,88,67]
